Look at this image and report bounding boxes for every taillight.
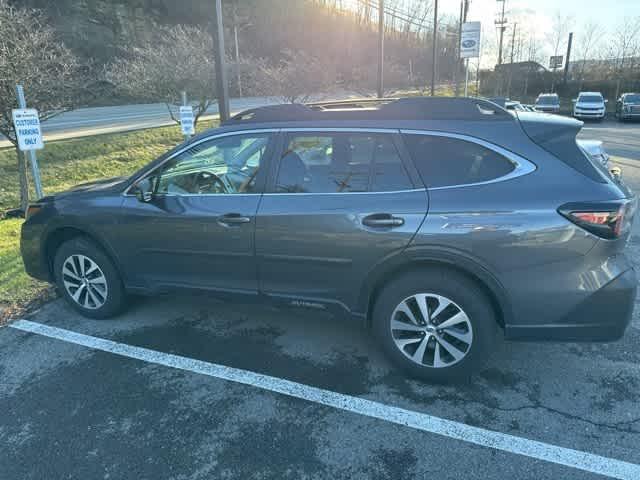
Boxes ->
[559,199,637,239]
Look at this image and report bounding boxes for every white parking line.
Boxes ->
[10,319,640,480]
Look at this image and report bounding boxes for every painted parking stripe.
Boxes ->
[10,319,640,480]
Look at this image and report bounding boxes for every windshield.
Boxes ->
[537,96,558,105]
[624,94,640,103]
[578,95,603,103]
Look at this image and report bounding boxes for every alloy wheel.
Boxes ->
[61,254,108,310]
[390,293,473,368]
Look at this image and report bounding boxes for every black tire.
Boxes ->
[372,269,499,382]
[53,237,127,319]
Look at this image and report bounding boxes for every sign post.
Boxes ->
[460,21,481,97]
[179,91,195,140]
[13,85,44,199]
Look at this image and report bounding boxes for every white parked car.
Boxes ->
[573,92,607,121]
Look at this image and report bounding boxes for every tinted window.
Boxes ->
[275,133,412,193]
[403,134,515,188]
[155,134,270,195]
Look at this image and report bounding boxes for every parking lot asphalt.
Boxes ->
[2,121,640,480]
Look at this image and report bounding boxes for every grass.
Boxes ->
[0,218,48,306]
[0,119,217,318]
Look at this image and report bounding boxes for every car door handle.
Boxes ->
[362,214,405,228]
[218,213,251,225]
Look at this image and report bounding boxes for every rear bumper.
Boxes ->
[505,267,636,342]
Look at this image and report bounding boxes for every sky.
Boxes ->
[438,0,640,68]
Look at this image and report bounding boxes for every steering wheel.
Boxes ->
[195,171,228,194]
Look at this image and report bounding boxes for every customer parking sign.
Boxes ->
[12,108,44,151]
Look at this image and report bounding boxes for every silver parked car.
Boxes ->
[534,93,560,113]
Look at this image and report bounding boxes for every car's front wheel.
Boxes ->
[53,237,126,319]
[372,269,499,382]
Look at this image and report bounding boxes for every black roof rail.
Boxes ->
[223,96,511,125]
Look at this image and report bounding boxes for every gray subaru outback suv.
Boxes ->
[20,97,637,381]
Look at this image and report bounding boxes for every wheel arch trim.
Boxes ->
[42,223,124,283]
[357,246,512,328]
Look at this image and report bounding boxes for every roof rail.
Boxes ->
[306,97,397,110]
[223,96,511,125]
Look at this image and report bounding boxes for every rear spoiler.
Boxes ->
[516,112,606,183]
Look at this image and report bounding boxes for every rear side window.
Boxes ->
[275,132,413,193]
[403,134,515,188]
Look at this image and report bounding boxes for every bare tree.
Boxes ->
[574,21,603,90]
[522,32,544,96]
[607,17,640,99]
[107,25,217,128]
[0,0,88,213]
[350,60,411,96]
[546,12,573,92]
[255,50,335,103]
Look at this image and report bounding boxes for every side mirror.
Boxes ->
[572,99,577,103]
[134,177,154,202]
[605,99,609,104]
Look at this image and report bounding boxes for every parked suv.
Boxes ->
[21,97,637,382]
[615,92,640,122]
[573,92,607,121]
[534,93,560,113]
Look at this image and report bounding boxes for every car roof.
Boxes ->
[578,92,603,96]
[173,97,533,154]
[537,93,558,97]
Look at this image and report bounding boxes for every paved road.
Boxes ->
[580,121,640,162]
[1,123,640,480]
[0,97,282,148]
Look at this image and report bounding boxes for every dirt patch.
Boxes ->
[0,287,56,327]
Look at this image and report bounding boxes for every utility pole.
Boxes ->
[232,2,243,97]
[430,0,438,96]
[377,0,384,98]
[506,22,517,97]
[213,0,230,121]
[494,0,507,95]
[455,1,471,96]
[563,32,573,85]
[454,1,463,96]
[495,0,507,65]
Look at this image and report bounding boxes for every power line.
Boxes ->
[355,0,434,32]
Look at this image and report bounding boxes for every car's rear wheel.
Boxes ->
[372,269,499,382]
[53,237,126,319]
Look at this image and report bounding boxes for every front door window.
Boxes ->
[155,134,271,195]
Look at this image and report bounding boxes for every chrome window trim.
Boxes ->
[280,127,399,133]
[262,188,426,197]
[123,128,280,196]
[400,129,537,190]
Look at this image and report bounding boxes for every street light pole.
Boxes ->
[213,0,230,121]
[431,0,438,96]
[377,0,384,98]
